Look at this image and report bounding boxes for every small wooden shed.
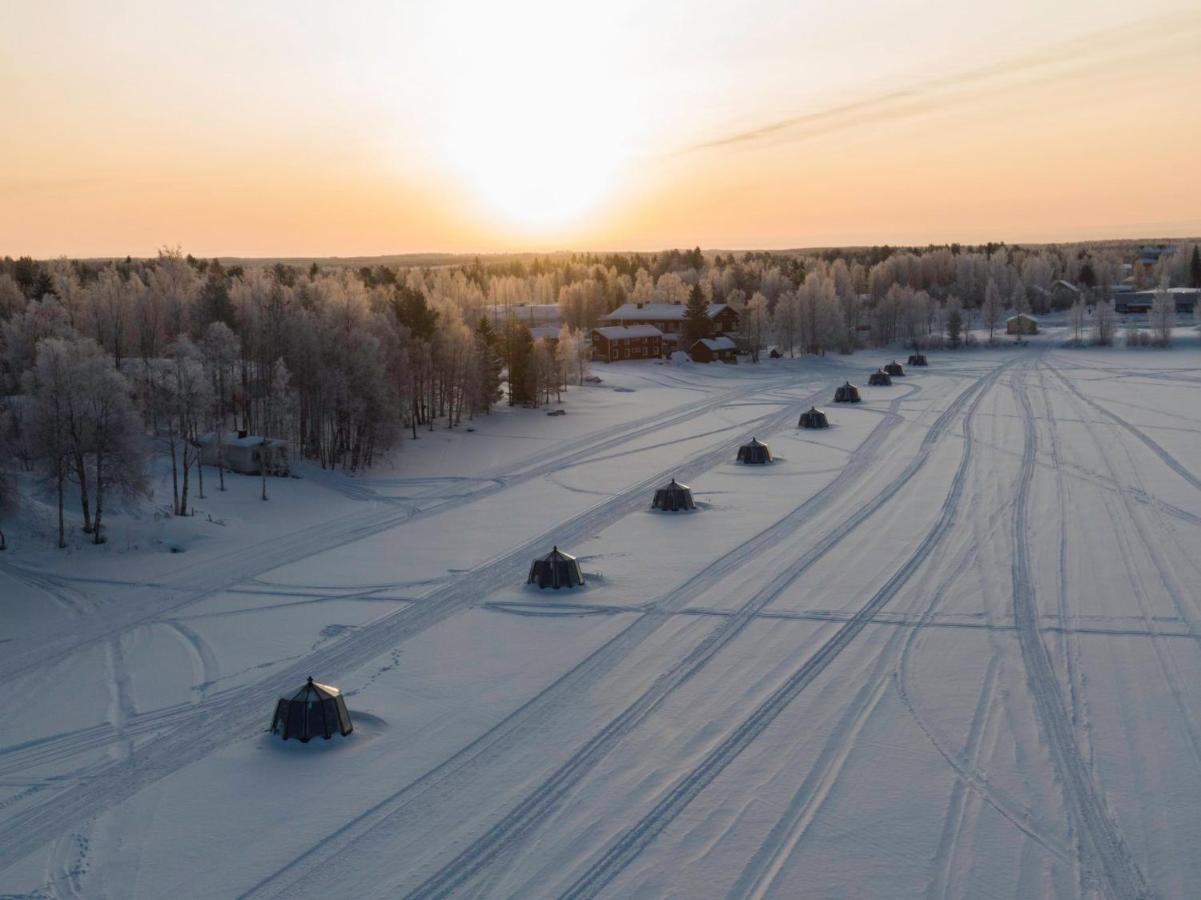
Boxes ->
[1006,314,1039,335]
[690,336,738,364]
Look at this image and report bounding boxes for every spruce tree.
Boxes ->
[683,283,710,347]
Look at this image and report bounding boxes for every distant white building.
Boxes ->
[197,432,290,476]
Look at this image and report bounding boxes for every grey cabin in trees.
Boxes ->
[652,478,696,511]
[528,546,585,589]
[736,438,772,464]
[198,431,290,476]
[270,677,354,742]
[1006,314,1039,336]
[799,407,829,429]
[834,382,861,403]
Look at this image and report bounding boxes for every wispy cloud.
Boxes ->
[684,11,1201,153]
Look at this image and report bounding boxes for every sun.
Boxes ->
[428,0,640,232]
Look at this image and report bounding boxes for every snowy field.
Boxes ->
[1,328,1200,899]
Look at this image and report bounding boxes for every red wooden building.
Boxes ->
[591,325,664,362]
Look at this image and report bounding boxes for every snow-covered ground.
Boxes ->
[1,328,1199,899]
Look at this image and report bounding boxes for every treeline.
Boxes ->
[1,239,1198,547]
[0,250,592,546]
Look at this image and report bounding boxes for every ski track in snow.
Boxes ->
[1046,361,1201,498]
[0,370,808,690]
[242,371,978,899]
[558,359,1016,900]
[728,352,1007,900]
[5,350,1196,897]
[394,361,1012,900]
[1010,362,1151,900]
[0,370,837,874]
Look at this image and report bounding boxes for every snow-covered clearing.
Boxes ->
[1,331,1199,899]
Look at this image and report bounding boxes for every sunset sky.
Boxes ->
[2,0,1200,258]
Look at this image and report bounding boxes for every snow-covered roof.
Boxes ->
[593,325,663,339]
[694,336,737,351]
[529,325,561,340]
[198,432,288,448]
[1050,279,1080,293]
[601,303,731,322]
[1006,313,1038,322]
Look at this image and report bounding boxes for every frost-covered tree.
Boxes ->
[25,340,76,546]
[742,293,770,362]
[79,348,144,543]
[1149,283,1175,346]
[1069,296,1087,344]
[1093,298,1116,346]
[1009,279,1029,315]
[945,298,963,349]
[772,290,800,357]
[981,279,1003,344]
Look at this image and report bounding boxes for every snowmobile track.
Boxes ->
[1010,364,1151,900]
[396,362,1012,899]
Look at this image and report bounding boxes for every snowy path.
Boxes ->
[2,347,1200,898]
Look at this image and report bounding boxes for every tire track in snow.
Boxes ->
[1046,360,1201,496]
[1010,364,1151,900]
[553,362,1016,900]
[241,378,917,899]
[159,620,222,694]
[252,368,1000,900]
[0,375,832,876]
[1036,369,1091,754]
[1052,367,1201,771]
[0,374,800,687]
[713,360,1037,900]
[402,365,1007,900]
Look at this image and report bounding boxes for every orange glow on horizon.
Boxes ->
[2,1,1200,258]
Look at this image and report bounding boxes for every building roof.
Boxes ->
[593,324,663,339]
[601,302,731,322]
[694,336,737,351]
[1007,313,1038,322]
[197,432,288,448]
[1050,279,1081,293]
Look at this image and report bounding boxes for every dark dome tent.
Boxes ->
[652,478,696,511]
[884,360,905,377]
[737,437,772,464]
[798,406,829,429]
[528,546,585,589]
[868,369,892,386]
[270,677,353,742]
[834,382,861,403]
[907,353,928,366]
